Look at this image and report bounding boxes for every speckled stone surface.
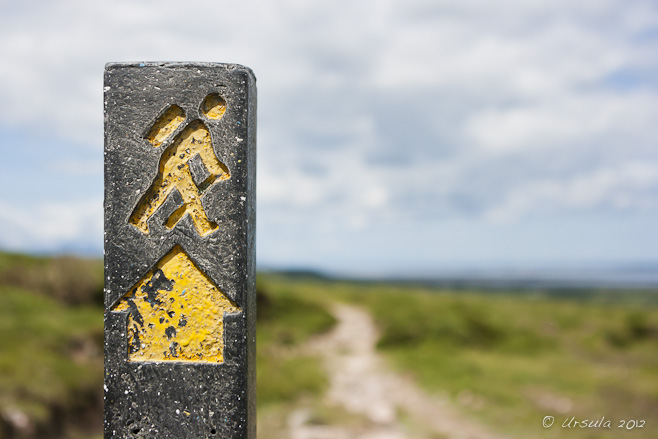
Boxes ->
[104,63,256,439]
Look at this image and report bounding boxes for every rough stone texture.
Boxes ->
[104,62,256,439]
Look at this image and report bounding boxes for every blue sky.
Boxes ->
[0,0,657,276]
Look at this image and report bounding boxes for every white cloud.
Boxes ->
[465,91,658,152]
[484,161,658,222]
[0,199,102,252]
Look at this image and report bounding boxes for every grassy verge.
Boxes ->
[361,287,658,438]
[0,252,103,305]
[0,286,103,438]
[261,277,658,439]
[256,275,336,407]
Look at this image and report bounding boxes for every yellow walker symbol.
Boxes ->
[130,93,230,236]
[112,246,240,363]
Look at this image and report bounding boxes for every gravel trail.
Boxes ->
[288,304,502,439]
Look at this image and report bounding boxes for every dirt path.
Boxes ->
[288,304,501,439]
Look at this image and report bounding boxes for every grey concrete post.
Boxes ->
[103,63,256,439]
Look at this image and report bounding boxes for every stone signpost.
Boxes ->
[103,63,256,438]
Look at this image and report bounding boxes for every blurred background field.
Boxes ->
[2,252,657,438]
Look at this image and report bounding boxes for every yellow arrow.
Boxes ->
[112,246,240,363]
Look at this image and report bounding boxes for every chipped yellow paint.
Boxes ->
[200,93,227,120]
[130,119,230,236]
[112,246,240,363]
[146,105,186,147]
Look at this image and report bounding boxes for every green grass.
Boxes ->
[261,277,658,439]
[256,276,336,407]
[0,285,103,434]
[0,251,104,305]
[369,288,658,438]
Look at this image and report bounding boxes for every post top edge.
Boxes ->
[104,62,256,81]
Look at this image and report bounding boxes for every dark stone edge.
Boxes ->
[104,62,256,83]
